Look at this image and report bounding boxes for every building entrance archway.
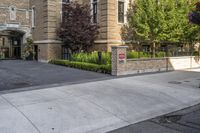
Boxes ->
[0,30,25,59]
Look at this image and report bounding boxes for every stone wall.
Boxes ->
[0,0,135,61]
[112,46,200,76]
[82,0,132,51]
[30,0,62,62]
[126,58,170,75]
[0,0,30,26]
[0,0,31,58]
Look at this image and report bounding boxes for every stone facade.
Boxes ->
[86,0,131,51]
[0,0,31,58]
[0,0,131,61]
[30,0,62,62]
[30,0,131,61]
[0,0,30,26]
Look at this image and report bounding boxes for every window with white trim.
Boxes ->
[9,6,16,20]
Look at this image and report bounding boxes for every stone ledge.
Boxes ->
[34,40,62,44]
[111,45,128,48]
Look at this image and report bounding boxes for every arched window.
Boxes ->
[9,6,16,20]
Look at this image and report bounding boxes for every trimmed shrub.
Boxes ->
[155,52,166,57]
[71,52,111,65]
[127,52,139,58]
[127,51,166,59]
[49,59,111,74]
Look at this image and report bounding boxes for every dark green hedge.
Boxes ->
[49,60,111,74]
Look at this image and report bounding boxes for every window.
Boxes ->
[92,0,98,23]
[32,6,36,28]
[61,0,71,22]
[2,38,5,46]
[63,0,70,4]
[62,46,71,60]
[118,1,124,23]
[9,6,16,20]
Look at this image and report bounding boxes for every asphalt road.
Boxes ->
[0,66,200,133]
[0,60,111,92]
[109,103,200,133]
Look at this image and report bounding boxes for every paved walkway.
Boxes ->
[0,69,200,133]
[109,103,200,133]
[0,60,111,92]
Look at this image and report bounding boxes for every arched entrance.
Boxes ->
[0,30,25,59]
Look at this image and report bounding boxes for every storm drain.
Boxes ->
[168,81,182,84]
[159,115,182,123]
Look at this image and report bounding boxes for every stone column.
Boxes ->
[111,46,128,76]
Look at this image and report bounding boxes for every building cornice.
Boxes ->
[95,39,126,44]
[34,40,62,44]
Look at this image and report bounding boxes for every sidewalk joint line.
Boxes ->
[1,95,42,133]
[81,96,130,124]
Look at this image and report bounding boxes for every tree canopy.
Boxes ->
[122,0,200,46]
[57,2,99,52]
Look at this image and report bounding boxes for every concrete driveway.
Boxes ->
[0,60,111,92]
[0,68,200,133]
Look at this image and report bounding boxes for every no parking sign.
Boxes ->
[119,53,126,64]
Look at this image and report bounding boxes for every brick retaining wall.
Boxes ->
[111,46,200,76]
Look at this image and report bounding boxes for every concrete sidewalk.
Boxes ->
[0,69,200,133]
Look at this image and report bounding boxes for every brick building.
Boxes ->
[0,0,130,61]
[0,0,31,59]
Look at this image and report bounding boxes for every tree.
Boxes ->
[189,1,200,25]
[125,0,171,57]
[122,0,200,57]
[23,38,34,60]
[57,2,99,52]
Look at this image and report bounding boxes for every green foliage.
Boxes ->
[127,51,165,59]
[127,52,149,58]
[57,2,99,52]
[155,51,166,57]
[49,59,111,74]
[71,52,111,65]
[130,0,165,42]
[123,0,200,47]
[23,38,34,59]
[183,0,200,43]
[0,51,5,59]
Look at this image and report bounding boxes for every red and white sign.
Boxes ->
[119,53,125,60]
